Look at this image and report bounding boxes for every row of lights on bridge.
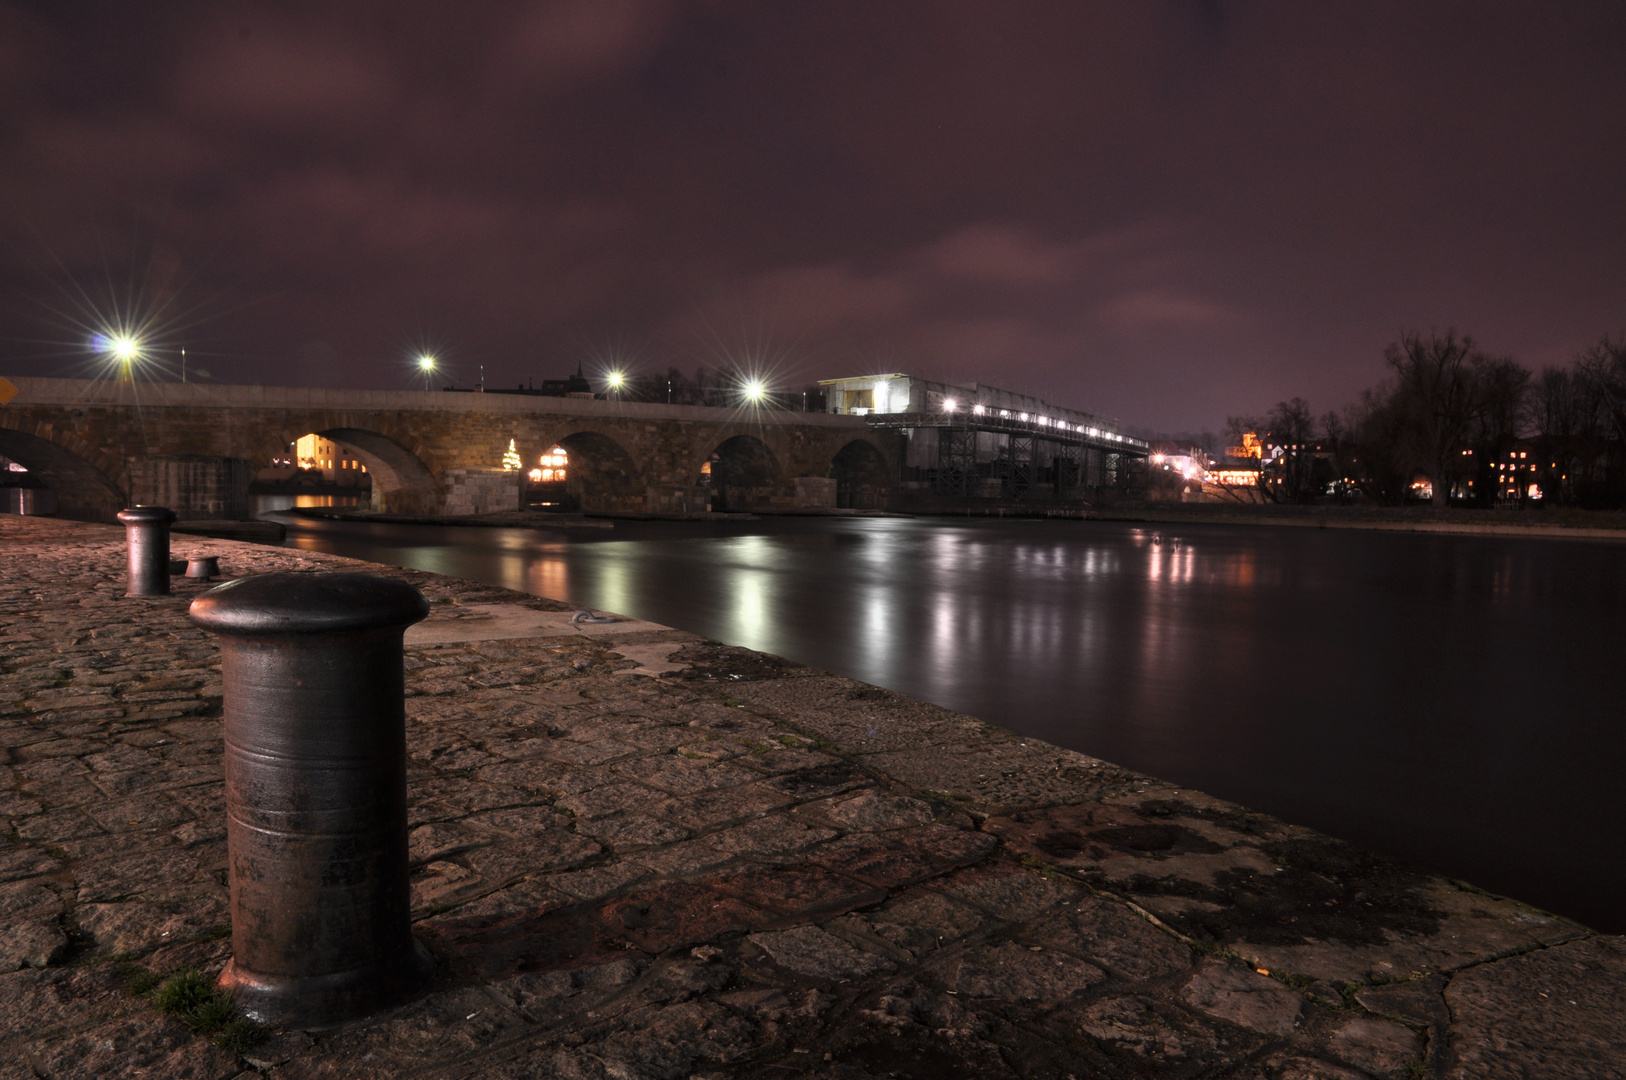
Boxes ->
[92,336,773,405]
[414,356,767,403]
[96,338,1118,443]
[939,397,1131,443]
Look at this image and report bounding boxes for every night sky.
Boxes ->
[2,2,1623,434]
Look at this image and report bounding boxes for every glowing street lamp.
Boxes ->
[605,370,625,398]
[417,354,436,391]
[742,378,767,405]
[96,332,144,381]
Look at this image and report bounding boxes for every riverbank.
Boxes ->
[2,514,1620,1078]
[295,500,1626,542]
[910,500,1626,541]
[1091,502,1626,541]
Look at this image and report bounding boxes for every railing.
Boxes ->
[859,410,1148,453]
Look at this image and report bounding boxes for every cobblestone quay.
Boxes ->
[2,515,1621,1079]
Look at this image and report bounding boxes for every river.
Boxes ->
[263,502,1626,933]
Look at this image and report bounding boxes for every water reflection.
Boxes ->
[273,513,1626,932]
[251,493,363,515]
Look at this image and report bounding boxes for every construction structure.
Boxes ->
[819,373,1147,501]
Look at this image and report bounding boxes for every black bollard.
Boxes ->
[189,572,433,1028]
[117,506,176,596]
[185,555,221,581]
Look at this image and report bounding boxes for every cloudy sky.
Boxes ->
[2,1,1622,433]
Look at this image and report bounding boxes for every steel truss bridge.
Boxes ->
[861,411,1149,499]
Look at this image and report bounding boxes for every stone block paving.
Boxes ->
[1,514,1622,1079]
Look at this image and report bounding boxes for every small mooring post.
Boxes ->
[189,572,433,1027]
[117,506,176,596]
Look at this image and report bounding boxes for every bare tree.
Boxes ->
[1263,397,1317,501]
[1579,333,1626,442]
[1342,383,1414,505]
[1385,330,1484,506]
[1462,356,1529,504]
[1529,363,1606,504]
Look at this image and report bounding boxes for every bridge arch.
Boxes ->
[830,438,892,510]
[699,433,784,512]
[543,430,644,511]
[0,425,126,521]
[274,427,439,514]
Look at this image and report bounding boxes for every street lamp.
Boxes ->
[742,378,767,405]
[417,354,436,392]
[97,332,144,381]
[606,370,625,399]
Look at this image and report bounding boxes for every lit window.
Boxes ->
[534,446,568,481]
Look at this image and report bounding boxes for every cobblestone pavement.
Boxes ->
[2,515,1622,1079]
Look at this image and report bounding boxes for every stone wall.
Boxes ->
[441,467,520,515]
[127,455,254,520]
[0,377,901,520]
[794,476,837,508]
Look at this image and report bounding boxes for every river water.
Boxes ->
[267,507,1626,932]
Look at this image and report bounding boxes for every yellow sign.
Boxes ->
[0,377,16,405]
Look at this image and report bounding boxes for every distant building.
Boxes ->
[1494,442,1542,502]
[259,434,370,487]
[483,367,595,399]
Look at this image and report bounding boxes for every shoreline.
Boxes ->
[2,514,1619,1077]
[256,500,1626,542]
[1079,503,1626,541]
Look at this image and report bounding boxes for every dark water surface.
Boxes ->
[274,513,1626,932]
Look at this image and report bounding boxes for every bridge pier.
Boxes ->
[129,456,255,521]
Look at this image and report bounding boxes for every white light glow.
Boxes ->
[943,398,957,412]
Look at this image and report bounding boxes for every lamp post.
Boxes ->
[606,370,625,400]
[417,354,436,392]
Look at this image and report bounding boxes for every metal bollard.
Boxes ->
[117,506,176,596]
[189,572,433,1027]
[185,555,221,581]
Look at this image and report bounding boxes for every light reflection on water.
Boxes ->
[274,513,1626,932]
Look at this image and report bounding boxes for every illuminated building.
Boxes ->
[292,434,367,483]
[527,445,570,484]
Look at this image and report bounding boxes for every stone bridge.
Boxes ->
[0,377,899,521]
